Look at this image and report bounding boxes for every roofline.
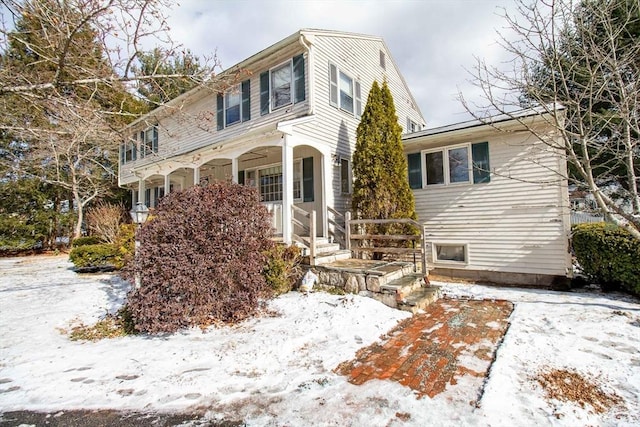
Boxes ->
[403,104,565,141]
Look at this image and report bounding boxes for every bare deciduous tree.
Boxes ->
[461,0,640,239]
[0,0,231,237]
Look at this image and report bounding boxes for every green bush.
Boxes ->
[69,243,118,269]
[72,236,104,247]
[572,223,640,295]
[263,244,302,295]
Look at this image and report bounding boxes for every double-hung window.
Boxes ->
[407,141,490,189]
[329,63,362,117]
[217,80,251,130]
[259,54,306,115]
[120,136,137,165]
[139,125,158,159]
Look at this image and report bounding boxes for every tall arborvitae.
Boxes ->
[352,80,417,257]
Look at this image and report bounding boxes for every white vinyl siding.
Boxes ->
[409,131,570,277]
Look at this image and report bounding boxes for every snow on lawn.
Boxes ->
[0,255,639,426]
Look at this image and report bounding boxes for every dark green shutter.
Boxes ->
[152,126,158,153]
[472,142,490,184]
[260,71,270,115]
[293,54,305,103]
[241,79,251,122]
[120,143,125,164]
[139,131,145,158]
[303,157,314,202]
[216,93,224,130]
[407,152,422,189]
[132,140,137,161]
[238,170,245,185]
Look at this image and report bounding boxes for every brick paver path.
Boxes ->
[335,298,513,398]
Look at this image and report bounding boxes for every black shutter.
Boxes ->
[293,54,305,103]
[152,126,158,153]
[216,93,224,130]
[260,71,270,115]
[303,157,314,202]
[407,152,422,189]
[120,143,125,164]
[238,170,245,185]
[139,131,145,158]
[241,79,251,122]
[472,142,490,184]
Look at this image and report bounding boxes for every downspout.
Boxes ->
[299,34,314,115]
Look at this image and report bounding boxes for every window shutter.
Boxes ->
[471,142,491,184]
[260,71,270,115]
[302,157,314,202]
[132,140,137,161]
[355,81,362,117]
[241,80,251,122]
[216,93,224,130]
[120,143,125,164]
[139,131,145,158]
[152,126,158,153]
[238,170,245,185]
[293,54,306,103]
[407,153,423,189]
[329,63,338,107]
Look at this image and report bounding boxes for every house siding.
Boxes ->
[406,127,571,278]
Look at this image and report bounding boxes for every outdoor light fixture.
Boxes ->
[129,202,150,225]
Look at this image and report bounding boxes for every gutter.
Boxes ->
[299,33,314,115]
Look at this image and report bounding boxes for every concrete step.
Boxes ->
[308,249,352,266]
[379,273,425,300]
[315,242,341,254]
[397,286,442,314]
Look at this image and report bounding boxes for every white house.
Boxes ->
[403,110,572,286]
[119,29,425,249]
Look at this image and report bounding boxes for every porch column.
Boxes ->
[321,154,329,237]
[193,166,200,186]
[164,174,171,195]
[231,157,239,183]
[281,136,294,244]
[138,179,146,206]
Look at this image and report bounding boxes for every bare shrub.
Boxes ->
[122,182,275,334]
[85,202,126,244]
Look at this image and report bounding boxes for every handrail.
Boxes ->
[345,212,428,276]
[291,205,316,265]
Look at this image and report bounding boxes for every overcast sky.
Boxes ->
[162,0,517,127]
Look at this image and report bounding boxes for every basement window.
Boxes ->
[433,243,468,264]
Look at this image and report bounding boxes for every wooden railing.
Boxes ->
[327,206,347,248]
[291,205,317,265]
[345,212,427,275]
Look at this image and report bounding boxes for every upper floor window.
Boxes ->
[379,50,386,69]
[329,63,361,117]
[407,141,490,189]
[260,54,305,116]
[121,125,157,164]
[217,80,251,130]
[407,118,421,133]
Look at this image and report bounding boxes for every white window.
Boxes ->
[120,136,137,164]
[244,161,303,202]
[329,63,362,117]
[271,61,293,110]
[139,125,158,158]
[225,89,241,126]
[407,118,421,133]
[423,142,490,186]
[433,243,468,264]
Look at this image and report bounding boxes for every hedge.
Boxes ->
[572,223,640,295]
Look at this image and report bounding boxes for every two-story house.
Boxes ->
[119,29,425,250]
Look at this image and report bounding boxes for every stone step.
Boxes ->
[397,286,442,314]
[315,242,341,254]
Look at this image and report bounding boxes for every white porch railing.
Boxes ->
[263,202,283,234]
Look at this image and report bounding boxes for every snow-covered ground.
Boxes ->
[0,255,638,426]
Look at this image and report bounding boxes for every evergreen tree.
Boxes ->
[352,80,417,258]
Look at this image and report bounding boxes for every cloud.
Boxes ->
[164,0,517,127]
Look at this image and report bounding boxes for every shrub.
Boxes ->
[85,202,126,244]
[112,223,136,269]
[72,236,104,247]
[263,244,302,295]
[69,243,118,269]
[122,181,275,334]
[572,223,640,295]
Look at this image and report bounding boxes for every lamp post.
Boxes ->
[129,202,149,288]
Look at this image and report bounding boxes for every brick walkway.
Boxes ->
[335,298,513,399]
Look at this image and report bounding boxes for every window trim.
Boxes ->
[139,125,158,159]
[340,157,351,194]
[224,86,242,127]
[421,143,477,187]
[242,159,305,203]
[432,242,469,265]
[270,59,293,111]
[328,62,362,117]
